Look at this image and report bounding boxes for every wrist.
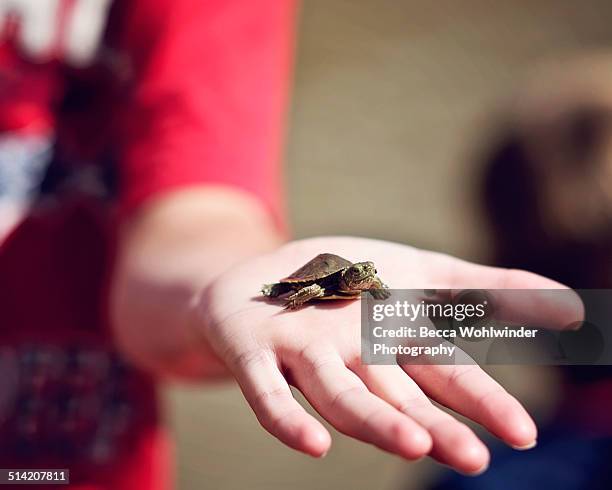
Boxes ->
[111,186,284,380]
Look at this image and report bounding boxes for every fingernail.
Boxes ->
[462,462,489,477]
[511,439,537,451]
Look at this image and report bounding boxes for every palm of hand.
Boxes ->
[198,237,580,474]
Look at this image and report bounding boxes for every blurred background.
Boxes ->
[168,1,612,488]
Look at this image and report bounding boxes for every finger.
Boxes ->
[287,346,432,460]
[402,363,537,450]
[352,363,490,475]
[227,348,331,457]
[423,251,584,329]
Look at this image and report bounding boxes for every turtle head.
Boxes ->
[340,261,377,291]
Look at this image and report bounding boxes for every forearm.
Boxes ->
[110,186,284,381]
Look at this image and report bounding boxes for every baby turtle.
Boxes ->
[261,253,391,309]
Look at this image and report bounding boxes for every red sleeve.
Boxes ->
[116,0,295,228]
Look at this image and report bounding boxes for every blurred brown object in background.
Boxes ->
[481,53,612,287]
[479,55,612,407]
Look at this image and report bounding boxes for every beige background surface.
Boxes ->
[167,1,612,488]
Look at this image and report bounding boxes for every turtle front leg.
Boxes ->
[369,277,391,300]
[284,284,325,309]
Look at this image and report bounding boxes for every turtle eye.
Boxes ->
[374,269,378,274]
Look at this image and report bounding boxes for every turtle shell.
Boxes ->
[280,253,353,283]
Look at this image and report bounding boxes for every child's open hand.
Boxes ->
[197,236,583,474]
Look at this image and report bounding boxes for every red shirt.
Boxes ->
[0,0,294,488]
